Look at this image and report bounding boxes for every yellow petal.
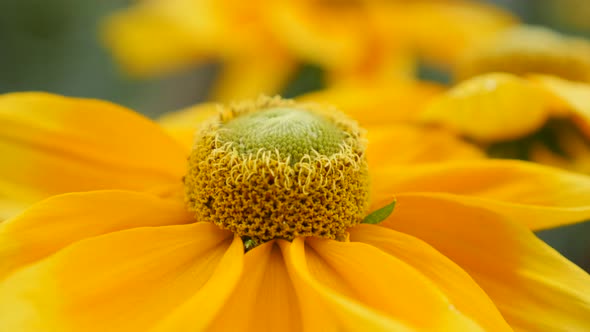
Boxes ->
[158,102,220,151]
[0,190,191,279]
[349,224,511,331]
[371,159,590,230]
[261,0,368,70]
[211,55,297,102]
[150,233,244,332]
[455,26,590,83]
[384,193,590,331]
[299,81,443,127]
[367,124,484,167]
[279,239,414,332]
[383,1,516,67]
[0,222,240,332]
[101,4,207,76]
[420,73,551,142]
[282,237,486,331]
[532,75,590,137]
[207,241,303,332]
[101,0,258,76]
[0,92,187,219]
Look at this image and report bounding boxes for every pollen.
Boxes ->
[184,96,370,244]
[455,25,590,83]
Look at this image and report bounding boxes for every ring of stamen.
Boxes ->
[184,96,370,244]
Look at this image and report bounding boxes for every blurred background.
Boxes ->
[1,0,589,271]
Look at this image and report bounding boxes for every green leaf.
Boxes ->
[362,199,397,224]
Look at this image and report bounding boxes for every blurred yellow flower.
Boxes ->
[455,25,590,82]
[421,26,590,173]
[101,0,514,101]
[0,93,590,331]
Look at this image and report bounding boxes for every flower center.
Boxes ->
[455,25,590,83]
[184,96,370,245]
[218,107,345,165]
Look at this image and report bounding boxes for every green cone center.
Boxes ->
[218,107,346,163]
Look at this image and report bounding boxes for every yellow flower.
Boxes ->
[101,0,514,101]
[421,26,590,173]
[1,92,590,331]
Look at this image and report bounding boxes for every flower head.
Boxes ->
[185,97,369,242]
[101,0,515,100]
[455,25,590,82]
[1,93,590,331]
[420,25,590,173]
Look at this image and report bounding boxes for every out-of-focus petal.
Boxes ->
[420,73,551,142]
[383,193,590,331]
[101,5,208,76]
[369,1,516,67]
[102,0,267,76]
[261,0,369,70]
[325,49,417,88]
[158,103,220,151]
[532,75,590,137]
[0,190,191,279]
[282,237,488,331]
[0,222,240,332]
[367,124,484,168]
[299,81,443,126]
[0,92,187,219]
[455,26,590,83]
[349,224,511,331]
[211,54,297,102]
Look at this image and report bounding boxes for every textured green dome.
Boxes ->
[218,107,345,163]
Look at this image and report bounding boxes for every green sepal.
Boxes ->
[243,237,258,252]
[361,199,396,224]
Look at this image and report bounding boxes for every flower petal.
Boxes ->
[420,73,551,142]
[532,75,590,137]
[371,159,590,230]
[0,92,187,219]
[299,81,443,127]
[158,102,220,151]
[349,224,511,331]
[101,4,207,76]
[0,222,240,332]
[0,190,192,279]
[367,124,484,167]
[211,54,297,102]
[383,193,590,331]
[261,1,368,70]
[150,233,244,332]
[207,241,303,332]
[280,239,413,332]
[282,237,487,331]
[400,2,516,67]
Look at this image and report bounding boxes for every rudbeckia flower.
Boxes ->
[420,25,590,173]
[101,0,514,101]
[1,92,590,331]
